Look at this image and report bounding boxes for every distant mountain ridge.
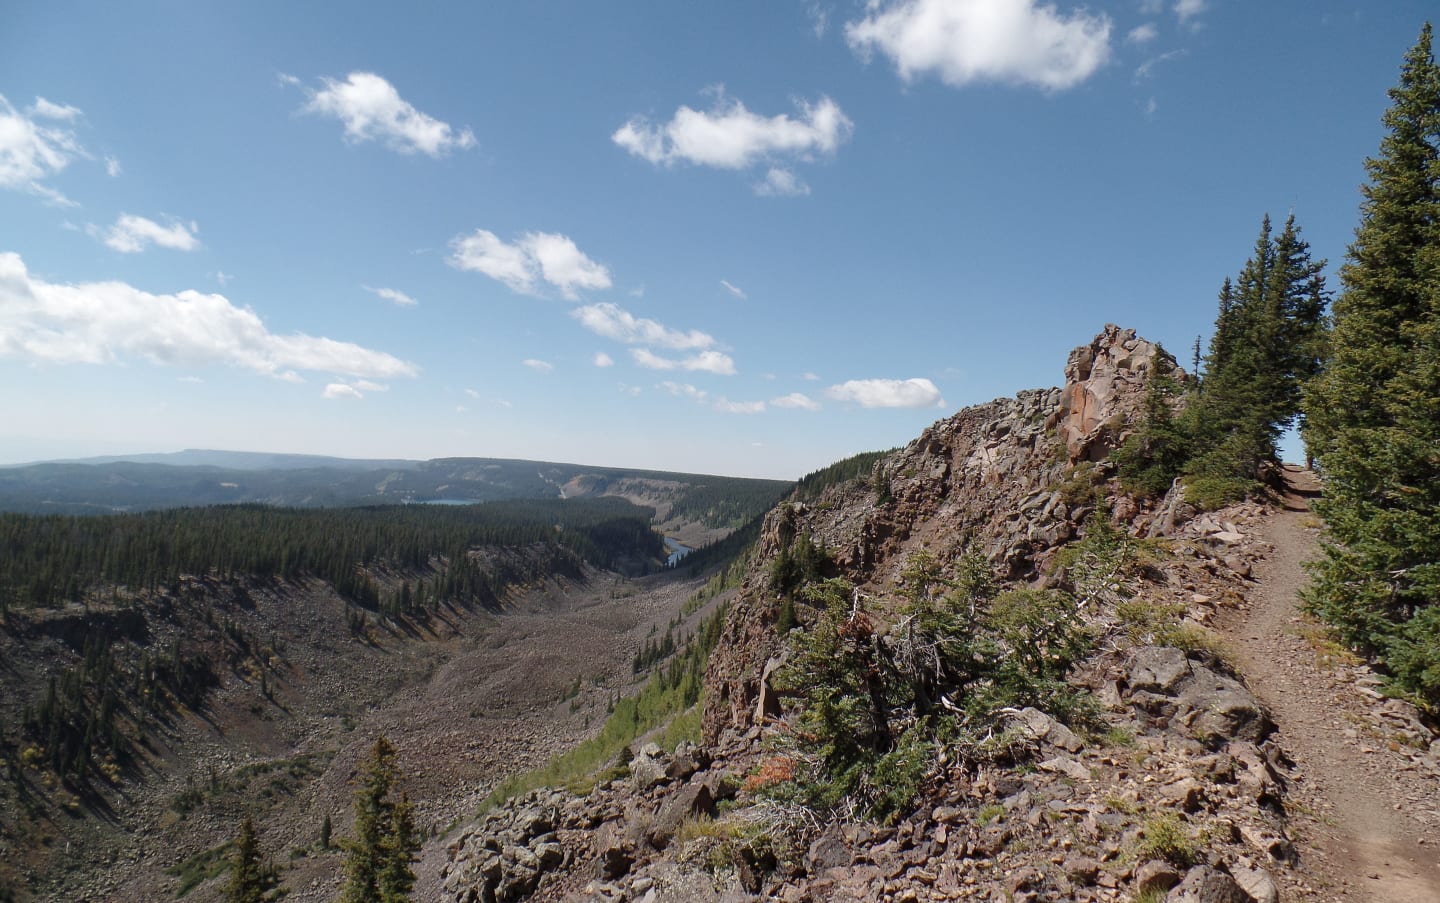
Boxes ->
[25,448,423,471]
[0,451,793,531]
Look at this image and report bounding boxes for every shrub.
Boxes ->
[1134,812,1199,867]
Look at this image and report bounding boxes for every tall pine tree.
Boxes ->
[341,735,420,903]
[1304,24,1440,703]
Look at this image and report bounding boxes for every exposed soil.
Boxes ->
[1223,467,1440,901]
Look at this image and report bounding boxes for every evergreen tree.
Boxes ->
[341,736,420,903]
[1182,214,1329,501]
[1304,24,1440,703]
[223,817,276,903]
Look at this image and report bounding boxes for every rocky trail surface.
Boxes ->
[1225,466,1440,901]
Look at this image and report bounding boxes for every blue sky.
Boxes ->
[0,1,1432,478]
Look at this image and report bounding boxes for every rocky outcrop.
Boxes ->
[704,326,1178,746]
[1057,323,1182,464]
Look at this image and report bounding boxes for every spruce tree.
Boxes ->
[224,817,276,903]
[1304,24,1440,702]
[341,735,420,903]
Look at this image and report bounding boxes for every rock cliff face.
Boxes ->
[440,326,1366,903]
[703,325,1175,746]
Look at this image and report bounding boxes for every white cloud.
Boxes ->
[572,302,714,350]
[593,351,614,367]
[0,94,87,205]
[1126,23,1158,44]
[632,348,736,375]
[0,252,417,380]
[806,2,831,38]
[92,214,200,253]
[364,285,418,307]
[1139,0,1164,12]
[464,387,481,399]
[1134,48,1185,81]
[449,229,611,299]
[613,90,852,181]
[104,155,121,177]
[719,279,747,300]
[803,371,820,381]
[753,167,811,197]
[214,271,234,286]
[523,358,554,374]
[1174,0,1205,23]
[322,383,363,400]
[771,391,821,411]
[826,377,946,408]
[299,72,476,157]
[658,381,708,402]
[1144,96,1158,116]
[845,0,1112,91]
[29,97,81,121]
[715,398,766,414]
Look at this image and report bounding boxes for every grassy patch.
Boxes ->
[1133,812,1199,867]
[165,842,233,897]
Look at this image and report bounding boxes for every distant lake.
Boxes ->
[664,537,693,567]
[421,498,477,506]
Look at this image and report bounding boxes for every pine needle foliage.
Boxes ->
[341,736,419,903]
[1303,24,1440,706]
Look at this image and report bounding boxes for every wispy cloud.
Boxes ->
[632,348,736,375]
[826,377,945,408]
[771,392,821,411]
[523,358,554,374]
[322,383,364,400]
[1134,48,1186,81]
[573,302,714,350]
[363,285,418,307]
[614,88,851,194]
[753,167,810,197]
[1174,0,1205,24]
[845,0,1112,91]
[449,229,611,299]
[593,351,614,367]
[1127,23,1158,44]
[658,381,708,402]
[714,398,766,414]
[0,94,89,206]
[719,279,747,300]
[0,252,417,380]
[104,155,121,177]
[90,214,200,253]
[293,71,476,157]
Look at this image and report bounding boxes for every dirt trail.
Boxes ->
[1226,467,1440,901]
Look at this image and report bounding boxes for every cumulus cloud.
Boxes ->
[104,155,122,177]
[0,94,88,205]
[845,0,1112,91]
[91,214,200,253]
[572,302,714,350]
[715,398,766,414]
[298,71,476,157]
[363,285,418,307]
[449,229,611,299]
[826,377,946,408]
[753,167,810,197]
[613,90,851,189]
[523,358,554,374]
[719,279,747,300]
[0,252,417,380]
[593,351,614,367]
[771,392,821,411]
[632,348,736,375]
[1127,23,1158,44]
